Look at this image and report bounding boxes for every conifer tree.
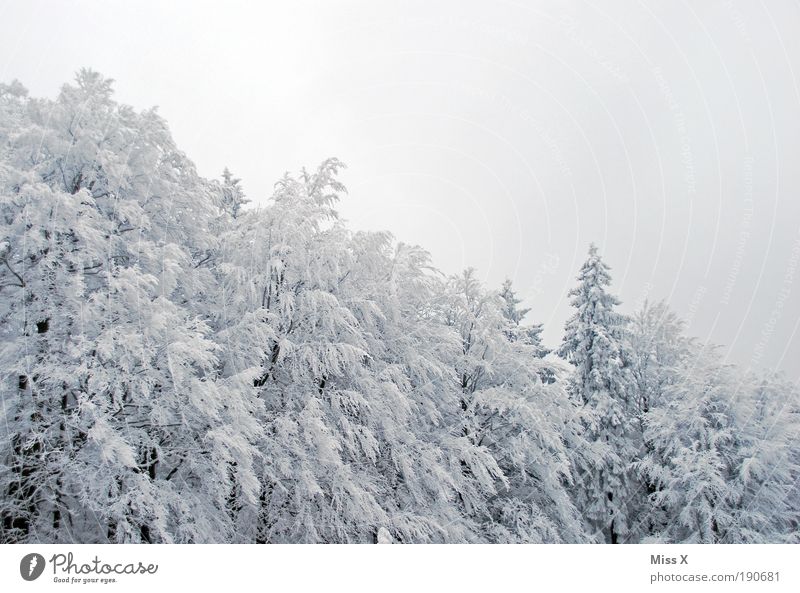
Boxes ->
[558,244,636,543]
[499,279,548,357]
[220,167,249,218]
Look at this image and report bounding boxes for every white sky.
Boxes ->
[2,0,799,380]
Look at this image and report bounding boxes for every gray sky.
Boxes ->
[2,0,799,380]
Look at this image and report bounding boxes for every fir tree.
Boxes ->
[499,279,549,357]
[220,167,249,218]
[558,244,636,543]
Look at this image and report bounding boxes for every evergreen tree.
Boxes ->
[220,167,249,218]
[499,279,549,357]
[558,244,636,543]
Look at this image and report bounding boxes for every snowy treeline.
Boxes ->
[1,72,798,544]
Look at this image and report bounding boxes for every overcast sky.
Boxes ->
[2,0,799,380]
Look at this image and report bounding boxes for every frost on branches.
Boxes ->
[1,72,797,543]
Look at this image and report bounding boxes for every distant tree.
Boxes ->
[628,301,688,416]
[220,167,249,218]
[499,279,549,357]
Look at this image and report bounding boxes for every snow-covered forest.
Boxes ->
[1,71,798,544]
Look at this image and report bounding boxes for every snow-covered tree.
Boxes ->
[0,71,261,543]
[637,353,800,544]
[442,270,586,542]
[499,278,548,357]
[558,244,637,543]
[728,372,800,543]
[628,300,688,415]
[635,343,740,543]
[623,300,692,539]
[2,70,796,545]
[631,306,800,544]
[219,167,248,219]
[215,162,506,542]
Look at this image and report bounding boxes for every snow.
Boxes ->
[0,72,797,544]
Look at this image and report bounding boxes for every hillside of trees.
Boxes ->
[1,71,798,544]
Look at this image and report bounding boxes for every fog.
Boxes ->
[2,0,798,379]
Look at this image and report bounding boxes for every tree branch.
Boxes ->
[2,258,24,287]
